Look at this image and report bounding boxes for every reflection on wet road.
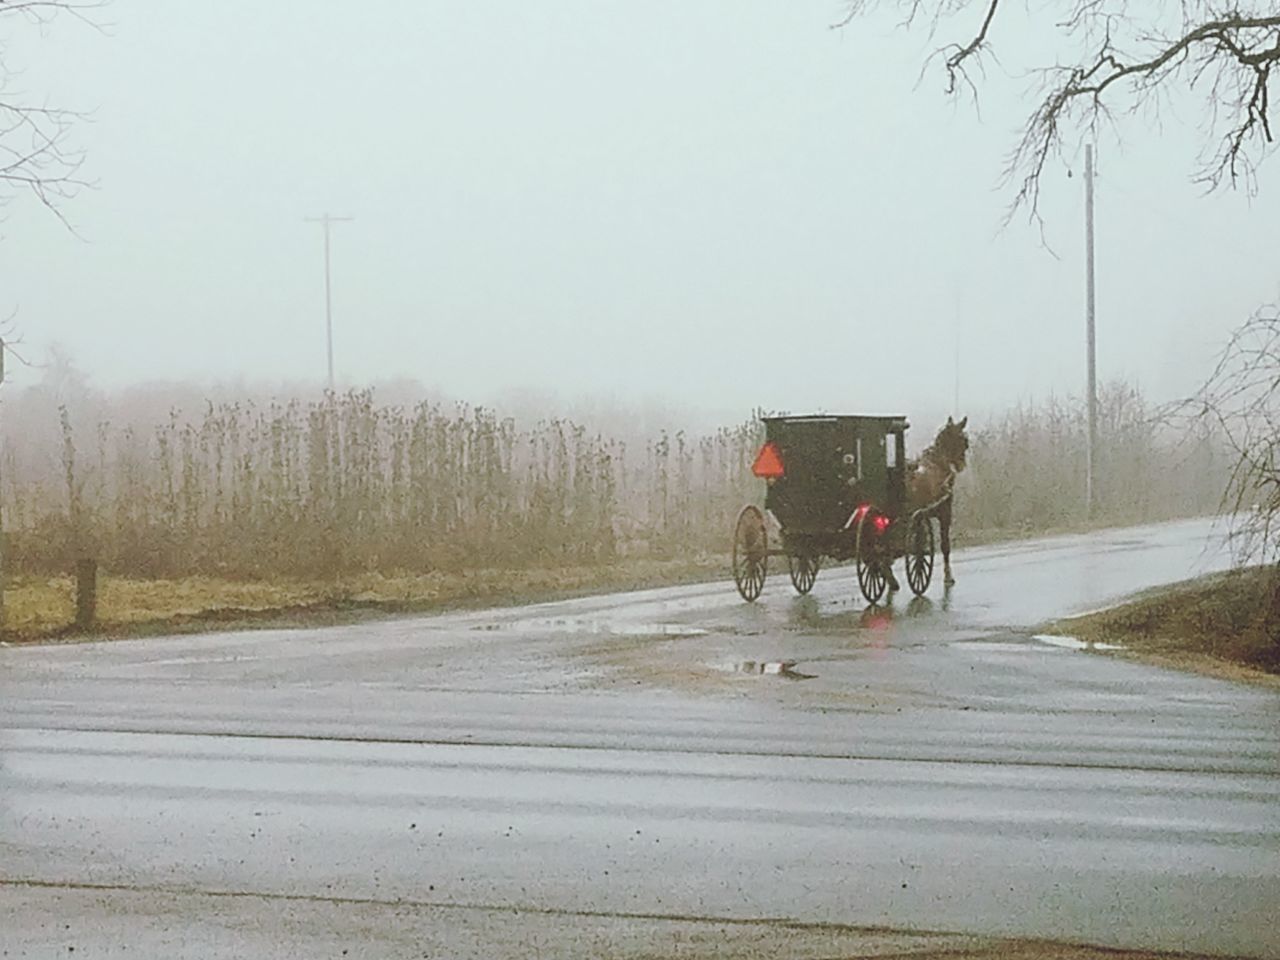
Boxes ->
[2,518,1278,958]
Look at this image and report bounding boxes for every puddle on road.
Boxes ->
[951,641,1037,653]
[786,594,945,634]
[731,659,815,680]
[952,634,1125,653]
[473,619,709,638]
[148,654,263,666]
[1031,633,1125,651]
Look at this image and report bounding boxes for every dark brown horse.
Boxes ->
[906,416,969,586]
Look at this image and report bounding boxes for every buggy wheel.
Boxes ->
[787,554,820,595]
[732,505,768,602]
[855,515,888,605]
[905,515,935,597]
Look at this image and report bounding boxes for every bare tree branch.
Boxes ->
[835,2,1280,220]
[1173,306,1280,566]
[0,309,37,370]
[0,0,103,225]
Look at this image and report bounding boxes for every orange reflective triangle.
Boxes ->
[751,442,785,479]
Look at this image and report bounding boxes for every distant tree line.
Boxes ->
[960,382,1227,533]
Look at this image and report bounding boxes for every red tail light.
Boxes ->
[752,442,785,479]
[848,504,891,535]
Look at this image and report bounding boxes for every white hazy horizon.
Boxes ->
[3,2,1277,427]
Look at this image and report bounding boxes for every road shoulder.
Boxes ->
[1045,568,1280,688]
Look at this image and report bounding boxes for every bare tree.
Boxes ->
[1182,305,1280,648]
[836,2,1280,220]
[0,0,102,225]
[0,0,99,634]
[1191,306,1280,560]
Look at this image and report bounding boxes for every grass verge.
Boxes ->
[0,556,733,644]
[1051,566,1280,682]
[0,516,1223,647]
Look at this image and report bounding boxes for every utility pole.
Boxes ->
[305,213,353,391]
[1084,144,1098,519]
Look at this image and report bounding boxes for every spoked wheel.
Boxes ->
[732,505,768,602]
[905,515,935,597]
[855,514,888,605]
[787,554,820,595]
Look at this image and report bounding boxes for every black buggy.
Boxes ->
[731,415,936,605]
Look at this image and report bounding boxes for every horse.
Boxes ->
[906,415,969,586]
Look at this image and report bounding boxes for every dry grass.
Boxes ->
[5,520,1232,646]
[5,574,317,635]
[4,383,1228,585]
[1056,566,1280,677]
[1,556,732,642]
[6,576,76,633]
[6,394,761,580]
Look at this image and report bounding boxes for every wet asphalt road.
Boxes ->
[2,518,1278,958]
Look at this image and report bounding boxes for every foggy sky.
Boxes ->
[3,1,1278,427]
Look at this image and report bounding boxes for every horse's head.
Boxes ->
[934,416,970,474]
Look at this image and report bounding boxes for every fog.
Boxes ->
[3,1,1279,426]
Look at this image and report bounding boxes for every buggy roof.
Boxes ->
[762,414,909,430]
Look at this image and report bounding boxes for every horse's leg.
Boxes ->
[939,499,955,586]
[885,558,900,593]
